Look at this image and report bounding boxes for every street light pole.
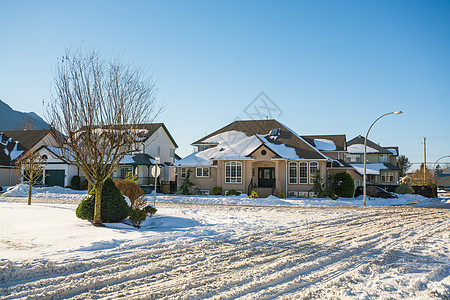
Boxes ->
[363,111,402,207]
[432,155,450,175]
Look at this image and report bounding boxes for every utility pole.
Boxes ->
[423,136,426,184]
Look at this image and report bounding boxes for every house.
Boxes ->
[175,119,343,198]
[0,132,26,186]
[344,135,400,190]
[2,129,59,152]
[35,123,178,189]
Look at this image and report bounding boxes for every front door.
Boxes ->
[258,167,275,187]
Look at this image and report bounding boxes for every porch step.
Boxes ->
[251,187,273,198]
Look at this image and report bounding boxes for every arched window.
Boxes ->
[299,162,308,184]
[289,162,297,184]
[225,161,242,183]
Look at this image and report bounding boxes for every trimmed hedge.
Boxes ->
[76,178,129,223]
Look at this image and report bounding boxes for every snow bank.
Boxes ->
[1,184,87,200]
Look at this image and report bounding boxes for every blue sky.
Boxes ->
[1,0,449,169]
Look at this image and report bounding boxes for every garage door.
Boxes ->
[45,170,65,187]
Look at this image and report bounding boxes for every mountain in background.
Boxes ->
[0,99,49,130]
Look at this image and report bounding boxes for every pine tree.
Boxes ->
[397,155,412,177]
[179,169,195,195]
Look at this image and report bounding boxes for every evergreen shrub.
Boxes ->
[330,172,355,198]
[76,178,129,222]
[211,186,222,195]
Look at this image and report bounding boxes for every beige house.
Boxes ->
[175,120,348,197]
[344,135,400,190]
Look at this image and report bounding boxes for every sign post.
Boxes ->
[153,157,160,206]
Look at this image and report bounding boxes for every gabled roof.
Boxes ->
[302,134,347,151]
[191,119,327,160]
[119,153,155,165]
[0,133,26,166]
[347,135,391,154]
[78,123,178,148]
[384,146,399,156]
[2,129,53,150]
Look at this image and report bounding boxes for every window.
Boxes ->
[379,154,388,163]
[354,180,361,187]
[299,162,308,184]
[345,153,361,162]
[120,166,132,179]
[298,192,308,198]
[170,148,175,158]
[289,162,297,184]
[309,162,319,184]
[200,190,210,195]
[196,167,209,177]
[381,172,394,183]
[225,161,242,183]
[269,128,280,136]
[198,145,210,151]
[157,146,161,156]
[288,191,298,198]
[309,191,317,198]
[180,168,186,179]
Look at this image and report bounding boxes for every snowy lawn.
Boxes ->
[0,185,449,299]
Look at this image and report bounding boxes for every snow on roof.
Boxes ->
[347,144,379,154]
[386,148,398,156]
[176,130,302,166]
[9,142,24,161]
[350,163,389,175]
[313,139,336,151]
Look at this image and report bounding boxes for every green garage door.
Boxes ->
[46,170,65,187]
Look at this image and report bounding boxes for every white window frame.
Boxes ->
[299,162,308,184]
[381,172,394,183]
[225,161,242,183]
[298,192,308,198]
[200,190,210,195]
[288,191,298,198]
[309,191,317,198]
[180,168,186,179]
[196,167,209,178]
[345,153,361,163]
[379,154,388,163]
[309,162,319,184]
[289,162,297,184]
[354,180,361,187]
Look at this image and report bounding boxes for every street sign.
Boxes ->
[151,165,161,177]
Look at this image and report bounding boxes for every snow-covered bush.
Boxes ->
[129,208,147,228]
[396,183,414,194]
[211,186,222,195]
[76,178,129,222]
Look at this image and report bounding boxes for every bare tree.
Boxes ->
[15,151,46,205]
[16,116,36,130]
[47,49,160,226]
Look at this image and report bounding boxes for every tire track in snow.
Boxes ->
[1,207,448,299]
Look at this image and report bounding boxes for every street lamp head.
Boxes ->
[394,111,403,114]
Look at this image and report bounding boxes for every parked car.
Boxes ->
[354,186,398,198]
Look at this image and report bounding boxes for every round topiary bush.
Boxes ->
[330,172,355,198]
[211,186,222,195]
[76,178,130,223]
[71,175,81,190]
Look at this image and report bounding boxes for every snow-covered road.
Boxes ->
[1,203,449,299]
